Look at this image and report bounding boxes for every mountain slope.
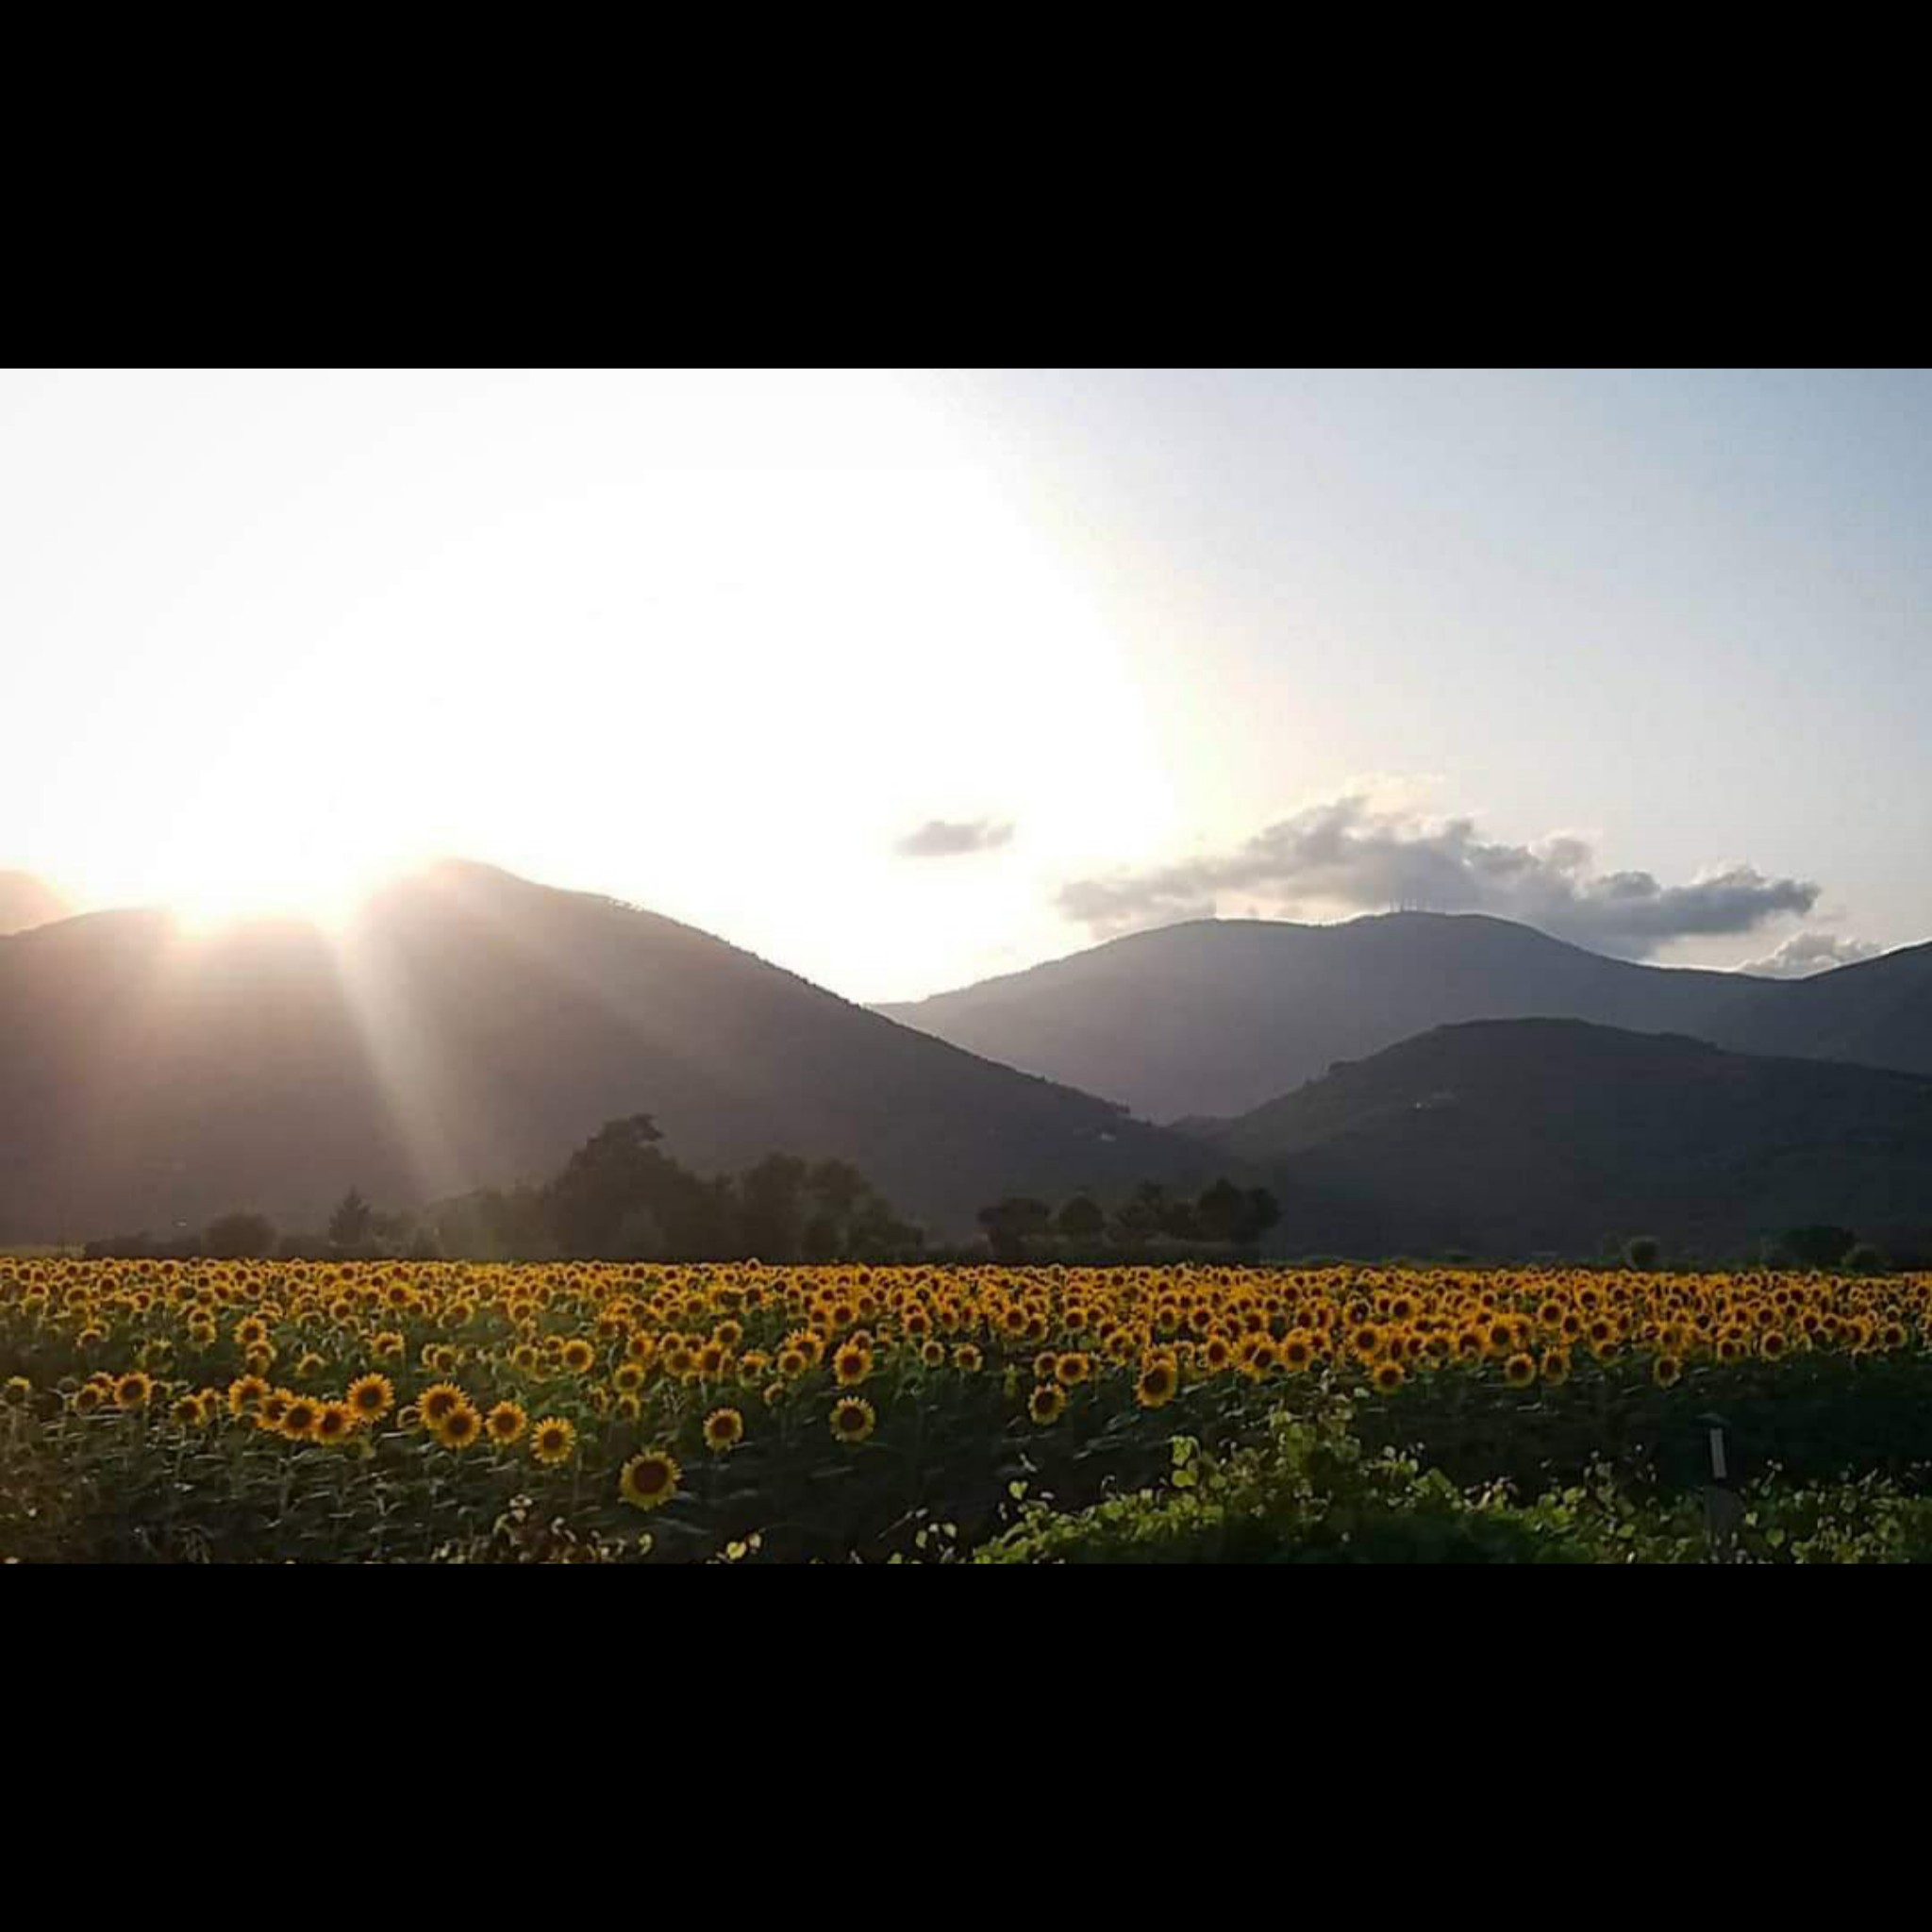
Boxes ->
[1182,1018,1932,1260]
[876,913,1931,1120]
[0,862,1225,1243]
[1718,938,1932,1074]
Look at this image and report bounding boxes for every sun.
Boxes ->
[155,841,409,935]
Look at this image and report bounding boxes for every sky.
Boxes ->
[3,368,1927,999]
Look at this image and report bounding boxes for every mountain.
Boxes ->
[875,912,1932,1120]
[0,872,68,936]
[1716,938,1932,1074]
[0,862,1225,1244]
[1178,1018,1932,1262]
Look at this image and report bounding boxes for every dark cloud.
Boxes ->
[895,818,1014,859]
[1736,930,1883,977]
[1056,796,1820,958]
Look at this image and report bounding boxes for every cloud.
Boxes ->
[1735,930,1884,977]
[895,818,1014,858]
[1056,795,1820,958]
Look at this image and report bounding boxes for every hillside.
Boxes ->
[1180,1018,1932,1261]
[876,912,1932,1120]
[0,862,1224,1243]
[1718,938,1932,1074]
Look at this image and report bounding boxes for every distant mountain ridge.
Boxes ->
[876,912,1932,1120]
[1176,1017,1932,1262]
[0,862,1226,1244]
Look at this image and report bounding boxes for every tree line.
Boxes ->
[976,1178,1281,1262]
[79,1112,1291,1268]
[84,1114,923,1265]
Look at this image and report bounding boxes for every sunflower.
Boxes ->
[419,1381,466,1426]
[833,1341,873,1387]
[1503,1352,1536,1388]
[919,1339,947,1369]
[434,1403,482,1449]
[170,1392,208,1426]
[1372,1359,1405,1393]
[1541,1348,1572,1387]
[346,1373,394,1423]
[227,1374,270,1418]
[1654,1354,1683,1389]
[612,1360,646,1395]
[1028,1383,1067,1424]
[953,1342,983,1373]
[314,1401,357,1445]
[830,1396,876,1443]
[1136,1358,1178,1408]
[703,1407,745,1453]
[1282,1337,1314,1372]
[1055,1352,1092,1387]
[560,1338,595,1374]
[620,1450,682,1509]
[112,1370,154,1410]
[280,1396,322,1441]
[73,1384,104,1414]
[530,1416,576,1465]
[485,1401,528,1445]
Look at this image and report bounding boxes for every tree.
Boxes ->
[978,1196,1053,1261]
[543,1114,671,1257]
[1624,1235,1661,1271]
[1194,1177,1281,1245]
[327,1187,375,1253]
[1193,1177,1248,1243]
[204,1210,276,1258]
[1239,1186,1282,1245]
[1114,1182,1170,1241]
[1844,1241,1888,1274]
[807,1158,868,1224]
[738,1153,808,1261]
[1056,1195,1107,1241]
[1780,1224,1858,1270]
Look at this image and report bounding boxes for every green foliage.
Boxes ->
[974,1404,1932,1566]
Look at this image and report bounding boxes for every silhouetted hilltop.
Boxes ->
[1177,1017,1932,1260]
[0,861,1223,1244]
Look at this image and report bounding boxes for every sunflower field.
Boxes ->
[8,1256,1932,1562]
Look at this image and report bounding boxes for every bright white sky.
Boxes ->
[4,369,1927,997]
